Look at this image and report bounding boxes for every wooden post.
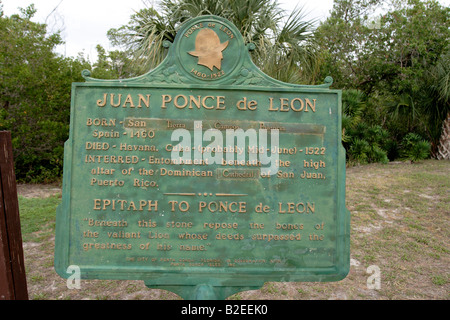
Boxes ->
[0,131,28,300]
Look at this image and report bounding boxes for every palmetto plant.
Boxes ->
[108,0,319,84]
[400,133,431,162]
[341,89,391,164]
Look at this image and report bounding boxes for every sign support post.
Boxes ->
[0,131,28,300]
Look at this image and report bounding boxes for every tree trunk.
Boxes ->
[436,112,450,160]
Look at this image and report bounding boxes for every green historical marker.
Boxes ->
[55,15,350,300]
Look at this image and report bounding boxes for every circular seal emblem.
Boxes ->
[176,16,243,81]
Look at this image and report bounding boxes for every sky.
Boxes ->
[2,0,449,62]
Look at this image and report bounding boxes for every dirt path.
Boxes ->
[17,183,62,199]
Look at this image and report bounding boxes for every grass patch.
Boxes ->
[18,195,61,241]
[344,160,449,299]
[431,275,448,286]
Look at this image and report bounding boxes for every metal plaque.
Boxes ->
[55,15,350,300]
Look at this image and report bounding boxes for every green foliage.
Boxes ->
[342,89,365,127]
[348,138,371,164]
[90,45,136,79]
[341,88,431,164]
[346,127,390,165]
[317,0,449,94]
[341,90,390,164]
[422,50,450,155]
[0,6,89,182]
[317,0,449,162]
[107,0,320,84]
[401,133,431,162]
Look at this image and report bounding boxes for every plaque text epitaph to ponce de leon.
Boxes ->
[55,15,350,300]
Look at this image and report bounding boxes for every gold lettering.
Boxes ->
[237,97,257,110]
[161,95,172,108]
[174,95,188,109]
[110,94,122,108]
[123,94,135,108]
[215,233,244,240]
[202,96,215,109]
[217,96,226,109]
[203,222,238,230]
[268,97,278,111]
[278,202,315,214]
[97,93,107,107]
[93,199,101,210]
[290,98,304,112]
[279,98,290,112]
[138,94,151,108]
[160,95,227,110]
[305,98,316,112]
[248,99,257,110]
[87,118,116,127]
[189,95,201,109]
[198,201,246,213]
[268,97,317,112]
[92,199,158,212]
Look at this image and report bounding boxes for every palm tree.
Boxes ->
[425,50,450,159]
[108,0,319,84]
[436,113,450,160]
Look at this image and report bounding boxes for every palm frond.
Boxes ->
[112,0,319,83]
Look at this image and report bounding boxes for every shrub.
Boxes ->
[401,133,431,162]
[0,7,89,182]
[348,138,371,164]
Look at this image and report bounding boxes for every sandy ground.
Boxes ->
[14,161,450,300]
